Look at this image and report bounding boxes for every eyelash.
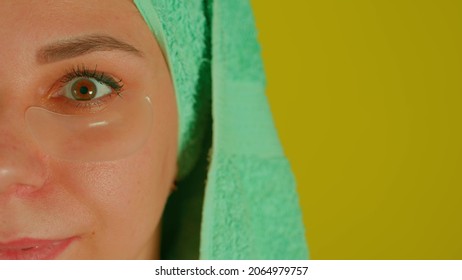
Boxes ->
[59,64,125,96]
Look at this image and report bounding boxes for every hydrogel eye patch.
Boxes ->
[25,94,153,162]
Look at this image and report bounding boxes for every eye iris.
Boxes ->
[71,78,97,101]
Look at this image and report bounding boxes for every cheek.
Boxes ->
[48,133,174,259]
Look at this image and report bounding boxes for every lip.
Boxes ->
[0,237,76,260]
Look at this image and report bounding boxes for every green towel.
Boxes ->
[134,0,309,260]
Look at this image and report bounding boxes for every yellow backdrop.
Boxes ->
[251,0,462,259]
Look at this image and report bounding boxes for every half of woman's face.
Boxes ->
[0,0,178,259]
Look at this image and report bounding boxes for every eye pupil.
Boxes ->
[80,86,89,95]
[71,78,97,101]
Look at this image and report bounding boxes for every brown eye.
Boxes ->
[71,78,97,101]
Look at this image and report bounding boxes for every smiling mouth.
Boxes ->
[0,238,76,260]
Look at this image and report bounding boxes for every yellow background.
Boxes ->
[251,0,462,259]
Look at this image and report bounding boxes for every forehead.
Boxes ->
[0,0,147,59]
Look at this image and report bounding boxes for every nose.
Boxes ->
[0,120,48,196]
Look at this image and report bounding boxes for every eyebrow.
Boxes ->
[37,34,143,64]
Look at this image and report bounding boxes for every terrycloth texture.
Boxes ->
[134,0,309,259]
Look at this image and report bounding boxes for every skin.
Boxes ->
[0,0,178,259]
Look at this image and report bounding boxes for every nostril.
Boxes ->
[0,155,48,196]
[0,168,17,194]
[0,169,12,176]
[14,184,40,196]
[0,123,49,196]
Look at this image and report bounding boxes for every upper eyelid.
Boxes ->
[58,66,124,91]
[61,65,110,81]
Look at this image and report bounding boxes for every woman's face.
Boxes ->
[0,0,178,259]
